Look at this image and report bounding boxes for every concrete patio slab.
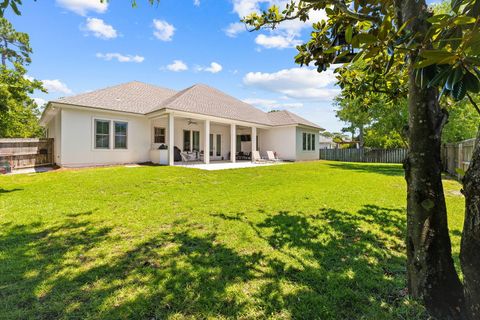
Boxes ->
[175,161,287,171]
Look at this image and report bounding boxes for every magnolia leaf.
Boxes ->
[414,59,437,69]
[353,33,376,45]
[427,14,451,23]
[445,67,464,90]
[451,0,463,13]
[452,80,467,100]
[345,25,353,43]
[421,49,456,59]
[464,70,480,93]
[428,67,451,88]
[453,16,476,25]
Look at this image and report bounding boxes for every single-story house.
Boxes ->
[39,81,324,167]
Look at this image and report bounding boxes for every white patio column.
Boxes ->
[251,126,257,161]
[168,113,175,166]
[230,124,236,163]
[204,120,210,164]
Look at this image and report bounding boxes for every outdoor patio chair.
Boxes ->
[180,151,197,163]
[252,151,269,163]
[266,151,281,162]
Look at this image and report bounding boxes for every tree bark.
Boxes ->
[461,129,480,320]
[399,1,466,318]
[359,125,364,149]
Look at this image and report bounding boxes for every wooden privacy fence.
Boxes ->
[319,148,407,163]
[442,138,476,177]
[0,138,54,170]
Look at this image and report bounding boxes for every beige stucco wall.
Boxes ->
[54,108,151,167]
[259,126,297,161]
[44,107,318,166]
[295,127,320,161]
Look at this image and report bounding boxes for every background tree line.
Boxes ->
[0,1,45,138]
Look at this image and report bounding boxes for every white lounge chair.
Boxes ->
[252,151,269,163]
[266,151,281,162]
[180,151,197,163]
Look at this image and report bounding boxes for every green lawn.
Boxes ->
[0,161,465,320]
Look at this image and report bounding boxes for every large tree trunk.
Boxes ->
[461,130,480,320]
[359,125,364,149]
[404,73,465,319]
[399,1,466,318]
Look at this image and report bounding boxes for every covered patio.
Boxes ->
[148,111,266,166]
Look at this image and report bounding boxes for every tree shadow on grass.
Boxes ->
[0,214,265,319]
[1,205,426,319]
[212,205,426,319]
[326,162,405,176]
[0,187,22,194]
[0,212,113,319]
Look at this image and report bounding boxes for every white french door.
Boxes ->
[209,133,222,160]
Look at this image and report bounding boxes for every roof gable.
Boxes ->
[267,110,324,130]
[149,84,273,126]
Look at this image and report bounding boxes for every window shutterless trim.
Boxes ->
[154,127,166,144]
[114,121,128,149]
[94,119,110,149]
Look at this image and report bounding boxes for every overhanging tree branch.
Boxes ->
[466,92,480,116]
[302,0,381,23]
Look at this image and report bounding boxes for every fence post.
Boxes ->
[458,143,463,177]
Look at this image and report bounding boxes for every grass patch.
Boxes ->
[0,161,465,319]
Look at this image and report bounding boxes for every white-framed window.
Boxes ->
[302,132,316,151]
[154,127,166,144]
[114,121,128,149]
[193,131,200,152]
[95,119,110,149]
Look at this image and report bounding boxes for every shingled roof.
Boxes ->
[51,81,323,129]
[53,81,177,114]
[148,84,273,126]
[267,110,324,130]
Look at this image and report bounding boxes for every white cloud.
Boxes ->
[243,67,339,101]
[232,0,260,18]
[193,0,200,6]
[96,53,145,63]
[33,97,47,107]
[153,19,175,41]
[243,97,303,111]
[197,62,223,73]
[56,0,108,16]
[228,1,327,49]
[42,79,73,95]
[224,22,246,38]
[84,18,117,39]
[255,34,301,49]
[166,60,188,72]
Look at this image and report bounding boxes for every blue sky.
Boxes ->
[7,0,438,132]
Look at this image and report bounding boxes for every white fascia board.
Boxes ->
[50,102,146,118]
[39,103,58,126]
[150,109,272,129]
